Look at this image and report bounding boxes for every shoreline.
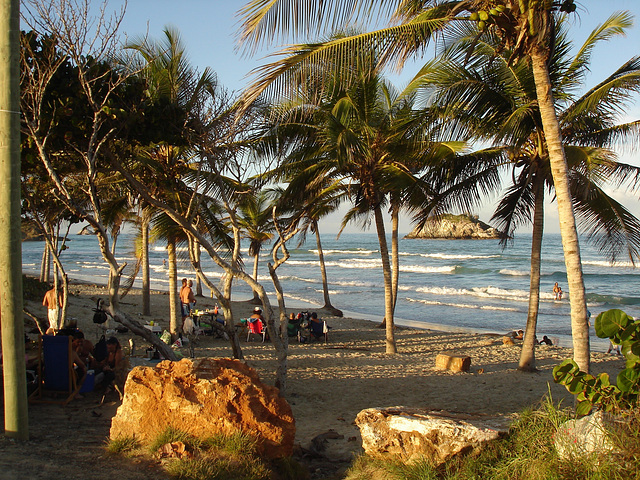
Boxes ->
[28,272,610,352]
[18,275,624,471]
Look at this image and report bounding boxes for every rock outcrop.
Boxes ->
[355,407,509,465]
[110,358,295,459]
[77,225,94,235]
[405,214,506,239]
[554,411,622,460]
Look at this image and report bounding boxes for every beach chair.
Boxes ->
[309,319,329,343]
[246,318,267,342]
[29,335,83,406]
[287,316,304,342]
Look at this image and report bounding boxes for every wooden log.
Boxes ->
[435,353,471,372]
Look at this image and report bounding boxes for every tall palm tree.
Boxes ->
[127,27,219,336]
[237,188,276,304]
[417,14,640,370]
[271,176,346,316]
[237,0,621,372]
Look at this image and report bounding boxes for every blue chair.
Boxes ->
[309,319,329,343]
[29,335,83,405]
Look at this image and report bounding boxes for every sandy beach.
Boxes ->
[1,280,623,479]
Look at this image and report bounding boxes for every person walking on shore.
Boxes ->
[43,286,62,331]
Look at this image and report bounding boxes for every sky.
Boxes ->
[114,1,640,235]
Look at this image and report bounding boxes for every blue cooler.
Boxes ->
[80,370,95,393]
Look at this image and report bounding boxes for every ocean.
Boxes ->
[22,231,640,352]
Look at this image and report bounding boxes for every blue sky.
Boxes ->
[116,1,640,235]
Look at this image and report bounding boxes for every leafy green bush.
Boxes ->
[553,309,640,415]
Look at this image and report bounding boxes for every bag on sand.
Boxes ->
[92,300,108,324]
[160,330,172,345]
[183,316,195,335]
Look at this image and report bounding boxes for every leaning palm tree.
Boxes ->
[271,176,347,316]
[263,56,464,353]
[416,13,640,370]
[238,0,598,371]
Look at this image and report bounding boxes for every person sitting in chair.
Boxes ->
[97,337,129,398]
[308,312,327,341]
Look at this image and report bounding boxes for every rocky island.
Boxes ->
[405,213,507,240]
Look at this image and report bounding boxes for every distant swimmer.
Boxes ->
[553,282,563,300]
[541,335,553,346]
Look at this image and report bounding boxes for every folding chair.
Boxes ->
[309,320,329,343]
[246,318,267,342]
[287,316,304,342]
[29,335,83,406]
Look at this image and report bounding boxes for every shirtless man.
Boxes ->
[179,278,195,323]
[43,287,63,331]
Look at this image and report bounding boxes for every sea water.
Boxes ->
[22,232,640,352]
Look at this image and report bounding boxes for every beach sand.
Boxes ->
[0,281,623,479]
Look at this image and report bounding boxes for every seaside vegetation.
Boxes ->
[344,398,640,480]
[238,0,598,373]
[17,0,640,402]
[105,427,305,480]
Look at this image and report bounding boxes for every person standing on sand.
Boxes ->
[42,286,62,331]
[179,278,195,325]
[187,279,197,312]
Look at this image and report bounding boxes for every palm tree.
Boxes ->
[417,14,640,370]
[237,188,276,304]
[237,0,621,372]
[264,58,461,353]
[127,27,219,336]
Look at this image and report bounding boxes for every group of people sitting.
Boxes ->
[54,327,129,398]
[513,329,555,346]
[288,311,329,342]
[244,307,330,342]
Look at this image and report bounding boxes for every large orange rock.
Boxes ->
[109,358,295,458]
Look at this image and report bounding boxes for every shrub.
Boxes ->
[553,309,640,415]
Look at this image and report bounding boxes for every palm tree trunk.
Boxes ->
[167,235,180,337]
[531,48,590,373]
[314,220,342,316]
[519,178,544,371]
[141,217,151,316]
[374,204,397,354]
[0,0,29,439]
[251,252,261,303]
[194,241,203,296]
[391,200,400,310]
[40,242,49,282]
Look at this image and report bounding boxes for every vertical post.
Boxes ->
[0,0,28,439]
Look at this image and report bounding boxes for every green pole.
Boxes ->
[0,0,28,440]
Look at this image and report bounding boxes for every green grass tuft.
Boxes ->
[106,435,141,456]
[148,426,202,454]
[165,451,270,480]
[344,396,640,480]
[201,432,258,456]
